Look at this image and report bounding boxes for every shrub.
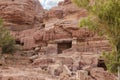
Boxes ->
[0,19,16,53]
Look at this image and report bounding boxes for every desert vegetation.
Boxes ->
[0,19,15,53]
[73,0,120,74]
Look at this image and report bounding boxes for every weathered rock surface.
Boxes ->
[0,0,117,80]
[45,0,87,20]
[0,0,44,31]
[90,68,117,80]
[10,0,111,51]
[0,67,57,80]
[33,58,54,66]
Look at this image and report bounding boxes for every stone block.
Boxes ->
[46,43,57,54]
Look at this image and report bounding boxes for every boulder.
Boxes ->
[62,65,72,75]
[90,68,117,80]
[34,47,40,52]
[33,58,54,66]
[48,64,63,76]
[29,55,38,63]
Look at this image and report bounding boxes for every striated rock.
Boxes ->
[47,9,64,19]
[33,58,54,66]
[55,57,74,67]
[10,0,90,50]
[8,0,110,53]
[0,67,56,80]
[90,68,117,80]
[21,36,36,50]
[80,53,99,66]
[0,0,44,31]
[45,0,87,20]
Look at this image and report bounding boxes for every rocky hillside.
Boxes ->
[0,0,117,80]
[11,0,110,51]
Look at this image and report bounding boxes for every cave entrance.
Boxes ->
[97,59,107,70]
[57,41,72,54]
[15,40,24,46]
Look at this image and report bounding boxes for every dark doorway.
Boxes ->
[97,59,107,70]
[57,41,72,54]
[15,40,24,46]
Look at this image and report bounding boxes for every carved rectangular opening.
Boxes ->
[15,40,24,46]
[57,41,72,54]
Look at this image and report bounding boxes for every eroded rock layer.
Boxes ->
[0,0,44,31]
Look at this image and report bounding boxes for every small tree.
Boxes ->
[0,19,15,53]
[73,0,120,74]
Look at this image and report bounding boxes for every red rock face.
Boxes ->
[47,9,64,19]
[10,0,111,52]
[58,0,72,5]
[0,0,44,31]
[0,0,116,80]
[45,0,87,21]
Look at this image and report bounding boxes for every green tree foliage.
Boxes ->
[73,0,120,73]
[0,19,15,53]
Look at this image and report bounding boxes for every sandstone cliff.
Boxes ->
[11,0,110,52]
[11,0,92,50]
[0,0,44,31]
